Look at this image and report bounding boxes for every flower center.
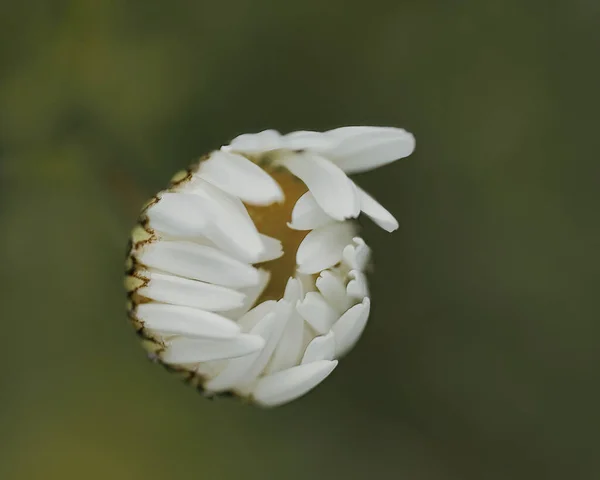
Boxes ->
[244,168,308,302]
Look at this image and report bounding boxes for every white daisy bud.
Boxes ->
[125,126,415,407]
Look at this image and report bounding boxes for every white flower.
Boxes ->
[125,126,415,407]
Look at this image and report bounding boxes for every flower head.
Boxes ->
[125,126,415,407]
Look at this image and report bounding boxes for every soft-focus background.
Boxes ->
[1,1,599,479]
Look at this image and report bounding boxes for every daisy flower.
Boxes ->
[125,126,415,407]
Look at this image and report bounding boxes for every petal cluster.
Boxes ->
[126,126,414,406]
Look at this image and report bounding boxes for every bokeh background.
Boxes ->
[1,1,599,479]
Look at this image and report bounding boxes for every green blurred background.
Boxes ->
[1,1,599,479]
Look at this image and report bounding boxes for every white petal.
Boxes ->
[296,222,357,274]
[232,300,293,390]
[266,304,305,374]
[145,193,211,238]
[137,240,260,288]
[356,186,399,232]
[255,234,283,263]
[278,151,360,221]
[137,270,245,311]
[331,298,371,357]
[316,270,352,314]
[342,237,371,272]
[281,130,333,150]
[302,322,316,350]
[222,269,270,320]
[283,276,304,304]
[296,292,340,334]
[161,334,265,364]
[287,191,335,231]
[346,270,369,300]
[237,300,277,332]
[204,312,277,392]
[301,331,336,364]
[136,303,241,339]
[196,150,283,206]
[326,127,415,174]
[225,129,283,154]
[252,360,338,407]
[324,126,404,142]
[178,177,265,263]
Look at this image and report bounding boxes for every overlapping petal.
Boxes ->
[278,151,360,221]
[197,150,284,205]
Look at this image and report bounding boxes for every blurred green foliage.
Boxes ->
[1,1,599,479]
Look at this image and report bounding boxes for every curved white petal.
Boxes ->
[204,312,277,392]
[225,129,283,154]
[267,304,305,374]
[137,270,245,311]
[331,298,371,357]
[301,331,336,364]
[197,150,283,206]
[232,300,294,390]
[252,360,338,407]
[278,151,360,221]
[137,240,261,288]
[296,222,357,274]
[281,131,334,151]
[177,177,265,262]
[316,270,352,314]
[265,277,304,373]
[342,237,371,272]
[161,334,265,364]
[325,126,400,141]
[287,191,335,231]
[137,303,241,339]
[326,127,415,174]
[322,126,406,158]
[222,269,270,320]
[262,278,310,372]
[237,300,277,332]
[283,277,304,304]
[346,270,369,300]
[146,193,211,238]
[356,186,399,232]
[256,234,283,263]
[296,292,340,334]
